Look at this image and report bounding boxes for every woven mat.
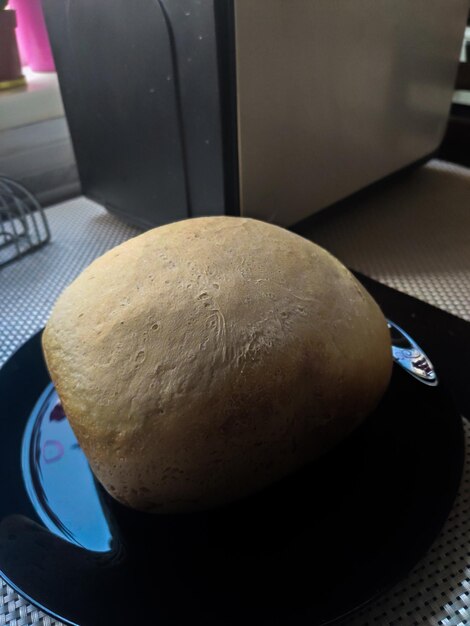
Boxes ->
[303,159,470,322]
[1,159,470,624]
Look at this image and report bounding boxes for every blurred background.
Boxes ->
[0,0,79,206]
[0,1,470,211]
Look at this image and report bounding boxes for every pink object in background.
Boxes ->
[8,0,54,72]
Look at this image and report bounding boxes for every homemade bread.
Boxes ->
[42,217,392,513]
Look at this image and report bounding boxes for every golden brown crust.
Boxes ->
[42,217,392,512]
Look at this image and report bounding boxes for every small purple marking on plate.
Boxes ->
[50,403,66,422]
[43,440,65,463]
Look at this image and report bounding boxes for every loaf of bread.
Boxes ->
[42,216,392,513]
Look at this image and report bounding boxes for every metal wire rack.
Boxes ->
[0,176,50,268]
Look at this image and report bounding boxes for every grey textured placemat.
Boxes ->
[304,159,470,322]
[1,158,470,624]
[0,198,139,368]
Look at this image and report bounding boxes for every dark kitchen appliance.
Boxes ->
[42,0,468,228]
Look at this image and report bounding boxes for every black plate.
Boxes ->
[0,330,464,626]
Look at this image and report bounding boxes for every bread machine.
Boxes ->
[42,0,467,229]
